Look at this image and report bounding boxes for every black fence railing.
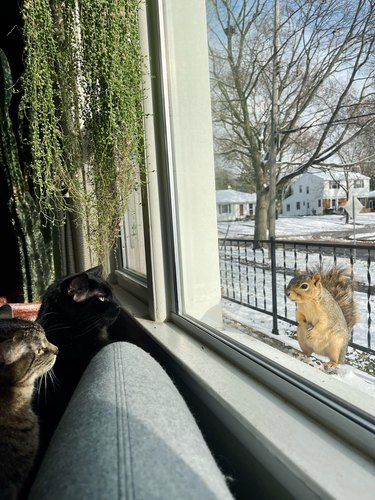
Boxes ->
[219,237,374,356]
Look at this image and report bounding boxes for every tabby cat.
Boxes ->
[0,304,58,499]
[35,265,120,445]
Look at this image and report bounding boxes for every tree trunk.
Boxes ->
[254,188,269,245]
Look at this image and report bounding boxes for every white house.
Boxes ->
[216,189,257,222]
[282,170,370,217]
[368,190,375,211]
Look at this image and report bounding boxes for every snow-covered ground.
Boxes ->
[218,212,375,239]
[217,212,375,405]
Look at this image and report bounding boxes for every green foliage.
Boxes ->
[0,48,53,300]
[20,0,145,262]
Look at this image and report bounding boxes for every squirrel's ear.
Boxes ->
[312,272,321,286]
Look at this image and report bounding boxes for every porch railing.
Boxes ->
[219,237,374,356]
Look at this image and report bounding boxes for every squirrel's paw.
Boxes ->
[323,361,339,374]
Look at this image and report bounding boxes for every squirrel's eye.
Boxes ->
[300,283,308,290]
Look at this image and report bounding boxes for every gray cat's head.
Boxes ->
[0,306,58,386]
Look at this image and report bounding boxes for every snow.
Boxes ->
[217,212,375,406]
[218,212,375,239]
[216,189,256,204]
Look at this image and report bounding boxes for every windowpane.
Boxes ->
[120,187,147,277]
[203,0,374,415]
[126,0,375,422]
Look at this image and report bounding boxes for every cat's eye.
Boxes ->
[300,283,308,290]
[98,296,108,302]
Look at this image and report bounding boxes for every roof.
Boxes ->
[369,190,375,198]
[305,170,370,181]
[216,189,257,204]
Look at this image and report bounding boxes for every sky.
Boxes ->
[217,212,375,405]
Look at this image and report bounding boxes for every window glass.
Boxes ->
[122,0,375,419]
[219,204,231,215]
[120,186,147,277]
[204,0,375,416]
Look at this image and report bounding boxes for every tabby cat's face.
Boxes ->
[0,319,58,386]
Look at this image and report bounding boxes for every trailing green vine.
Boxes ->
[20,0,145,262]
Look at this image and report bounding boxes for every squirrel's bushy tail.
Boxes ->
[315,265,360,330]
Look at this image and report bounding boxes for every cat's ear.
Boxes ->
[68,275,90,302]
[0,304,13,319]
[86,265,103,277]
[0,338,27,365]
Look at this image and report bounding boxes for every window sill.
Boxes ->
[219,316,375,418]
[113,285,375,500]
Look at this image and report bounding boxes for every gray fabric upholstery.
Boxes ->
[29,342,233,500]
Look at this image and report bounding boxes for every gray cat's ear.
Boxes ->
[0,304,13,319]
[0,339,27,365]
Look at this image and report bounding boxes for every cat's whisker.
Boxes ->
[40,323,71,334]
[35,377,43,401]
[47,368,61,390]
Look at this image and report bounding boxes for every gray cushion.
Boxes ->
[29,342,233,499]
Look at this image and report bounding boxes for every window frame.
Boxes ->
[113,1,375,493]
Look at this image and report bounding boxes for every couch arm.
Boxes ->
[29,342,233,500]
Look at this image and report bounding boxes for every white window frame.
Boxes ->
[112,1,375,497]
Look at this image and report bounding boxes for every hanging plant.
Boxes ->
[20,0,145,263]
[0,48,53,301]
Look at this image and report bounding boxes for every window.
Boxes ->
[329,180,339,189]
[219,204,231,214]
[318,199,322,207]
[354,179,364,188]
[306,186,309,193]
[114,2,375,495]
[332,199,337,208]
[299,185,302,192]
[120,187,147,277]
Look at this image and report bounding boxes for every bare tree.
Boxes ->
[208,0,375,241]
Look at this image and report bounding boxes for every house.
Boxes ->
[368,190,375,211]
[282,170,370,216]
[216,189,257,221]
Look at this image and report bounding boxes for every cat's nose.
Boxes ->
[48,343,59,355]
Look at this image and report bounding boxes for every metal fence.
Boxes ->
[219,237,374,356]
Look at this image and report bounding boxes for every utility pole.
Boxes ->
[268,0,280,240]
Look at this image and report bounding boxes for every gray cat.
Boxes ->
[0,304,58,499]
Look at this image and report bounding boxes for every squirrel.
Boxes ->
[285,266,359,367]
